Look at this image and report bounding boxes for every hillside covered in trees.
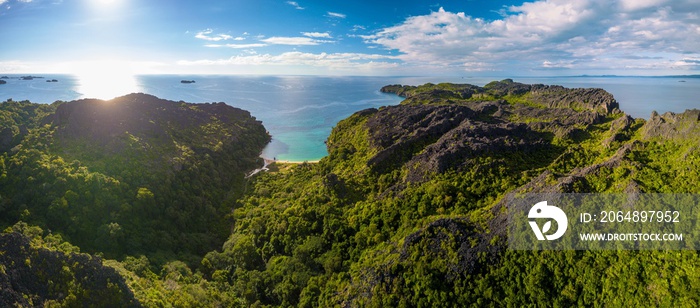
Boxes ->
[1,81,699,306]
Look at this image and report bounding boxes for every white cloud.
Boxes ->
[542,60,576,69]
[204,43,268,49]
[327,12,346,18]
[177,52,399,72]
[302,32,332,38]
[0,60,168,75]
[672,57,700,69]
[286,1,304,10]
[462,62,496,72]
[363,1,700,73]
[0,0,8,4]
[0,60,31,72]
[261,36,333,45]
[195,29,234,41]
[619,0,667,11]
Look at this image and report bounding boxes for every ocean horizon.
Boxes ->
[1,74,698,161]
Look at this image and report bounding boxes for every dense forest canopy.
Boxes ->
[1,81,699,307]
[0,93,270,263]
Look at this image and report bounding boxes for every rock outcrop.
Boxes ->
[368,80,619,183]
[400,218,500,278]
[0,232,140,307]
[640,109,700,140]
[354,80,635,269]
[382,79,619,114]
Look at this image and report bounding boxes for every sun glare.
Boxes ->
[73,61,141,100]
[95,0,118,5]
[88,0,123,10]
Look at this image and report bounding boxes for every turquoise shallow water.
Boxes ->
[1,75,698,161]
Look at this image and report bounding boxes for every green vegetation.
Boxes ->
[0,94,270,265]
[1,83,700,306]
[0,222,140,307]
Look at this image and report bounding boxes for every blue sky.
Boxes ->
[1,0,699,76]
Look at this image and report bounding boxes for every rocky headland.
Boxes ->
[323,80,700,305]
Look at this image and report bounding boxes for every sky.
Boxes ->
[0,0,699,76]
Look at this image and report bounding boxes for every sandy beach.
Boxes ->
[265,158,320,164]
[247,157,319,178]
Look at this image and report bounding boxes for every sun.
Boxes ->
[72,61,141,100]
[90,0,121,7]
[87,0,123,10]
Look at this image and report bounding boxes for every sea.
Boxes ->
[1,74,698,161]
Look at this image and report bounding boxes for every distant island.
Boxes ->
[572,74,700,78]
[0,76,60,86]
[180,80,196,84]
[0,76,62,81]
[20,76,44,80]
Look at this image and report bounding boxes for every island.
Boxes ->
[20,76,44,80]
[180,80,196,84]
[0,93,270,305]
[0,81,698,307]
[0,80,5,85]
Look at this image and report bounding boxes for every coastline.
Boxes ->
[263,157,320,164]
[247,157,319,178]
